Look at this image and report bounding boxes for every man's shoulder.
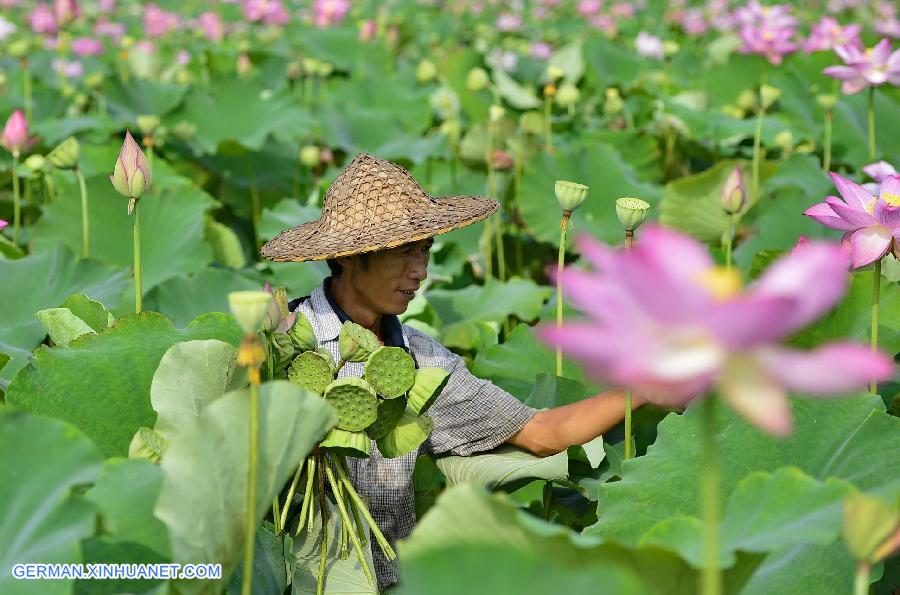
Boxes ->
[401,323,458,366]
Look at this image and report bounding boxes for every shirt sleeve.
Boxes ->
[417,337,538,457]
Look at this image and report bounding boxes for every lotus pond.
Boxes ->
[1,1,899,594]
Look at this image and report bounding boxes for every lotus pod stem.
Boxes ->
[701,397,721,595]
[870,259,880,395]
[335,456,396,560]
[278,461,304,534]
[241,378,260,595]
[555,210,570,376]
[317,457,327,595]
[324,462,374,586]
[74,168,89,258]
[296,457,316,536]
[11,155,20,245]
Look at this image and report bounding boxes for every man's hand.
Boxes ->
[507,390,645,457]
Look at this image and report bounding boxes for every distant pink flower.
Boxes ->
[72,37,104,57]
[804,16,861,53]
[496,12,522,32]
[29,3,58,35]
[538,225,894,436]
[679,8,708,35]
[863,161,898,183]
[530,41,553,59]
[312,0,349,28]
[734,0,796,29]
[577,0,602,17]
[635,31,664,59]
[53,0,79,27]
[144,4,180,37]
[358,19,376,41]
[611,2,635,18]
[94,18,125,38]
[0,220,8,231]
[196,11,225,41]
[589,14,617,36]
[1,110,32,156]
[823,39,900,94]
[97,0,115,13]
[875,18,900,39]
[804,172,900,268]
[176,50,191,65]
[53,58,83,78]
[735,1,798,64]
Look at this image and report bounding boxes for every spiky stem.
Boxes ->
[133,200,142,313]
[867,86,875,161]
[870,259,881,394]
[74,168,89,258]
[701,396,721,595]
[555,211,571,377]
[241,377,261,595]
[11,154,20,245]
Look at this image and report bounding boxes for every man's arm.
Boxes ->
[507,390,645,457]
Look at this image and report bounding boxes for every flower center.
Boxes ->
[882,192,900,207]
[697,267,743,301]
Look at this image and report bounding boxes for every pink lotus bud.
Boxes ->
[29,3,58,35]
[53,0,79,27]
[1,110,29,157]
[721,166,746,214]
[358,19,376,42]
[0,219,8,231]
[109,130,152,205]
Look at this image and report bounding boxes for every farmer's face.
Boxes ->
[342,238,432,316]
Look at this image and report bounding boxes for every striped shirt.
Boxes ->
[291,280,537,589]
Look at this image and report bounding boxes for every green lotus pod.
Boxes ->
[465,67,489,91]
[24,154,46,174]
[228,290,272,334]
[416,59,437,83]
[760,84,781,110]
[299,145,320,167]
[376,411,434,459]
[407,367,450,415]
[615,197,651,232]
[128,426,168,463]
[315,347,338,374]
[555,180,588,213]
[339,320,380,363]
[843,492,899,562]
[47,136,80,170]
[366,396,409,440]
[319,427,371,459]
[364,346,416,399]
[288,350,336,395]
[324,377,378,432]
[288,311,317,351]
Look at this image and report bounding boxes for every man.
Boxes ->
[261,153,641,590]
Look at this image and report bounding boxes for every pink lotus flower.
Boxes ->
[530,42,553,60]
[53,58,84,78]
[538,225,894,436]
[97,0,115,13]
[611,2,635,18]
[735,1,797,64]
[29,3,58,35]
[1,110,31,157]
[496,12,522,32]
[804,16,861,53]
[312,0,349,28]
[53,0,79,27]
[144,4,181,37]
[804,172,900,268]
[577,0,602,17]
[71,37,104,57]
[635,31,664,60]
[358,19,376,41]
[196,12,225,42]
[109,130,152,200]
[863,161,898,183]
[823,39,900,95]
[94,18,125,38]
[679,8,709,35]
[875,18,900,39]
[0,219,8,231]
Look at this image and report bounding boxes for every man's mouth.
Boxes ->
[397,289,417,296]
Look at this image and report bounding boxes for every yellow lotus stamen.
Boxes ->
[698,267,743,301]
[882,192,900,207]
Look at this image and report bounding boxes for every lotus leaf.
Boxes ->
[407,367,450,415]
[376,411,434,459]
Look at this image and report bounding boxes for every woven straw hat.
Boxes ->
[260,152,498,262]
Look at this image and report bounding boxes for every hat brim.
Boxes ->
[260,194,498,262]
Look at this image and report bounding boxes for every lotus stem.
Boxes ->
[133,199,142,313]
[296,457,316,536]
[724,213,735,271]
[241,377,261,595]
[854,563,869,595]
[751,72,766,205]
[485,123,495,280]
[279,461,304,534]
[272,500,280,533]
[544,95,552,152]
[513,147,524,276]
[624,392,633,460]
[701,396,721,595]
[74,168,89,258]
[870,258,881,394]
[11,155,20,245]
[867,87,875,161]
[331,462,349,559]
[335,456,396,560]
[822,110,832,172]
[316,456,328,595]
[324,462,375,586]
[22,60,32,122]
[555,210,571,377]
[542,480,552,520]
[249,169,261,250]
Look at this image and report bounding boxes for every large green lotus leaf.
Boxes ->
[228,523,293,595]
[587,395,900,593]
[590,129,663,184]
[61,294,115,333]
[292,498,376,594]
[31,168,216,292]
[583,37,643,87]
[0,409,103,595]
[790,272,900,356]
[101,77,189,119]
[491,68,541,110]
[259,199,320,242]
[524,373,595,409]
[6,312,242,457]
[436,445,568,490]
[471,324,591,400]
[0,244,128,363]
[664,101,790,146]
[291,26,392,76]
[659,159,776,245]
[263,262,329,302]
[426,278,552,329]
[77,458,171,595]
[549,40,585,84]
[155,381,336,595]
[317,108,436,162]
[151,340,245,441]
[517,142,662,246]
[145,268,264,329]
[31,115,120,146]
[36,308,97,348]
[205,219,247,269]
[171,79,314,153]
[399,484,761,595]
[324,73,432,136]
[435,48,492,122]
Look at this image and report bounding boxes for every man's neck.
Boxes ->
[329,276,383,339]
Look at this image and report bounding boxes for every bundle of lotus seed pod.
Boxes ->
[266,313,450,592]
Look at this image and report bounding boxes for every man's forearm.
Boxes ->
[508,390,644,456]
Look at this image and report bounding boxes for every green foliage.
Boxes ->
[436,445,569,491]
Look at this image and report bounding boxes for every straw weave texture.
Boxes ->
[260,153,498,262]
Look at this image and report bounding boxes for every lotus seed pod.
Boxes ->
[407,367,450,415]
[324,377,378,431]
[288,311,318,351]
[816,94,838,111]
[316,62,334,77]
[228,290,272,334]
[8,39,30,58]
[759,84,781,110]
[555,180,589,213]
[720,166,745,215]
[774,130,794,151]
[736,89,757,112]
[439,119,461,144]
[299,145,320,168]
[604,87,624,115]
[721,105,745,119]
[288,350,336,395]
[663,40,680,57]
[376,411,434,459]
[137,114,161,135]
[465,67,489,91]
[842,491,899,562]
[519,111,544,136]
[47,136,80,170]
[366,396,408,440]
[339,320,381,363]
[172,121,197,140]
[302,57,320,74]
[128,427,168,463]
[319,427,372,459]
[315,347,338,374]
[555,83,580,108]
[364,346,416,399]
[489,104,505,123]
[430,87,460,120]
[615,197,651,231]
[24,154,46,174]
[546,64,565,82]
[416,59,437,83]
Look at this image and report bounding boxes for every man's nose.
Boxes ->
[409,256,428,282]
